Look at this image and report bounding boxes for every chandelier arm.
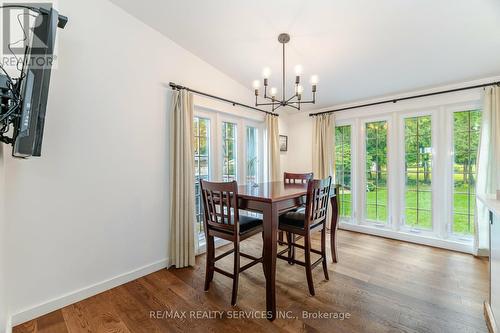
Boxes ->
[287,100,315,105]
[256,101,282,106]
[284,94,299,103]
[262,95,278,102]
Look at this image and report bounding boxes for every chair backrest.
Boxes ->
[199,180,240,235]
[304,176,332,228]
[283,172,314,184]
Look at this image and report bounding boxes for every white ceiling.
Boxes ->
[111,0,500,110]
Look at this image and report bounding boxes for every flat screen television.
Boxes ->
[12,7,67,158]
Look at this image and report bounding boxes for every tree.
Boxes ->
[365,122,387,186]
[453,111,481,187]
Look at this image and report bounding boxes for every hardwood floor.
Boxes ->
[14,230,489,333]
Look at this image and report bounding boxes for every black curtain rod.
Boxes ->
[309,81,500,117]
[169,82,278,117]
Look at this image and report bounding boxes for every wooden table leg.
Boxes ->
[262,203,278,321]
[330,194,340,263]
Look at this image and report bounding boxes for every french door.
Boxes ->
[193,108,264,252]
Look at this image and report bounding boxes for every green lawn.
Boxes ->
[338,182,475,236]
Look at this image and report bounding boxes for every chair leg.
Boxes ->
[261,232,267,279]
[321,227,329,281]
[204,235,215,291]
[278,231,284,245]
[286,232,295,265]
[304,234,315,296]
[231,241,240,306]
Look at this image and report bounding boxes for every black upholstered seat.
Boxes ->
[239,215,263,234]
[279,210,306,229]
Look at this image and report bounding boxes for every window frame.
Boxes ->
[446,103,482,241]
[335,99,482,253]
[193,107,265,254]
[360,115,392,228]
[397,109,437,237]
[193,116,212,244]
[221,120,238,182]
[245,125,260,185]
[334,119,357,223]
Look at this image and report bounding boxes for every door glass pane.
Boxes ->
[335,125,352,218]
[222,122,237,182]
[365,121,388,223]
[403,115,432,230]
[194,117,210,240]
[246,127,259,184]
[452,110,482,236]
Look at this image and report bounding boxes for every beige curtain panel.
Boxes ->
[313,114,335,179]
[312,114,335,227]
[475,86,500,256]
[169,90,196,268]
[266,114,281,182]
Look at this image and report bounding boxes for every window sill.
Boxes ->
[339,222,473,254]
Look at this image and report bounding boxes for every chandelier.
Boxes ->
[252,33,318,112]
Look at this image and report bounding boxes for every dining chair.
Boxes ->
[283,172,314,184]
[277,176,332,296]
[200,179,264,306]
[279,172,314,245]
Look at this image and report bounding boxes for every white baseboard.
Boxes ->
[11,258,168,327]
[339,222,473,254]
[4,317,12,333]
[485,302,498,333]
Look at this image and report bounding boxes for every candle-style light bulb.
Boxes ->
[252,80,260,89]
[270,87,277,97]
[310,75,318,93]
[297,85,304,95]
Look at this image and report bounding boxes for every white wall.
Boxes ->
[277,115,289,176]
[3,0,264,325]
[0,145,8,333]
[281,112,314,173]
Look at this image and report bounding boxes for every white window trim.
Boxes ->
[194,105,265,254]
[397,109,437,238]
[243,120,265,186]
[334,119,357,224]
[220,116,238,182]
[359,115,393,228]
[335,99,482,254]
[445,102,482,242]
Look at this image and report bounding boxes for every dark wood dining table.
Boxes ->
[237,181,340,321]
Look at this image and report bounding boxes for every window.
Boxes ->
[246,126,259,184]
[193,111,264,252]
[334,104,482,251]
[194,117,210,238]
[452,110,482,236]
[365,121,388,223]
[403,115,432,230]
[335,125,352,218]
[222,122,237,182]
